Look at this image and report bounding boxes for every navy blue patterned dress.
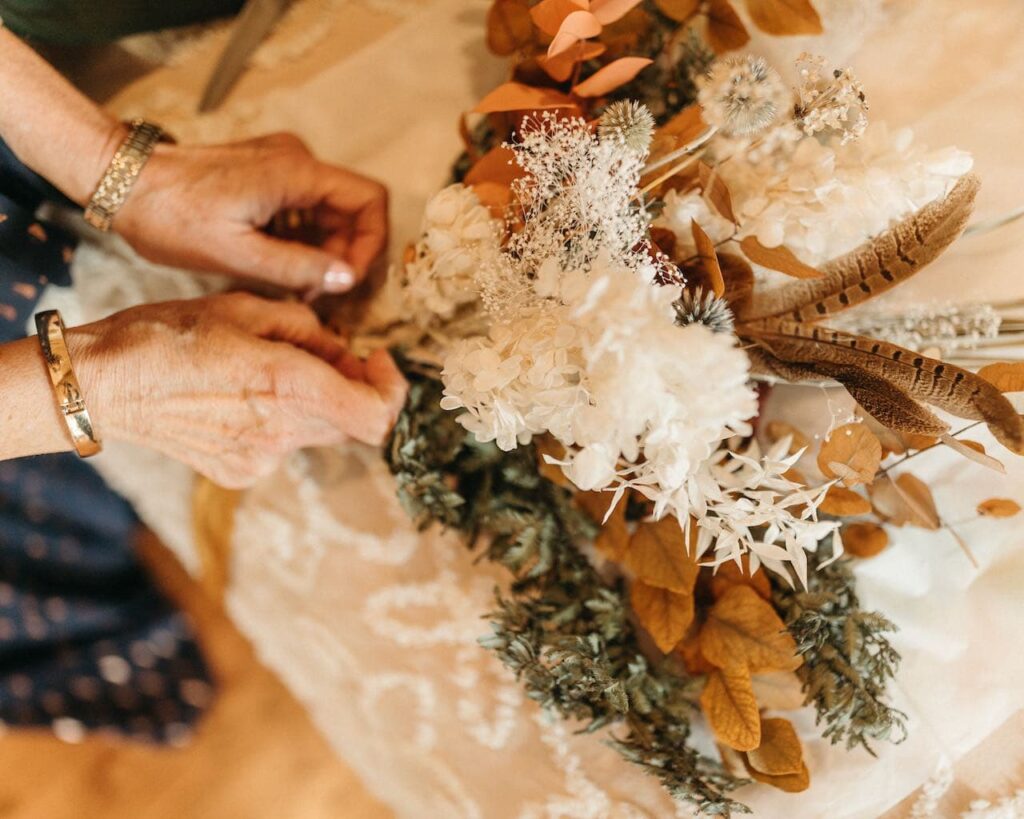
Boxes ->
[0,138,212,743]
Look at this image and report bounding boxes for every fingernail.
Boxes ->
[323,263,356,293]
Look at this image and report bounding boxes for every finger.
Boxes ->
[314,168,388,280]
[239,232,358,293]
[365,349,409,420]
[336,351,368,382]
[215,292,347,365]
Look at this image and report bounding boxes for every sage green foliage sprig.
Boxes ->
[772,547,908,753]
[385,360,748,816]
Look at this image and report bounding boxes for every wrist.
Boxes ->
[68,118,128,208]
[65,322,119,442]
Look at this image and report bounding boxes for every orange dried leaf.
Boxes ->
[578,492,630,561]
[631,579,695,653]
[678,630,717,674]
[842,522,889,558]
[530,0,587,36]
[747,718,804,776]
[700,586,802,673]
[471,182,514,217]
[900,432,938,451]
[750,671,805,710]
[572,56,653,96]
[977,498,1022,518]
[817,423,882,487]
[819,485,872,517]
[590,0,644,25]
[709,556,772,601]
[691,219,725,297]
[700,666,761,752]
[627,517,699,592]
[698,161,737,223]
[871,474,940,529]
[861,413,907,457]
[745,0,823,35]
[766,421,809,455]
[548,10,603,57]
[537,40,606,81]
[739,236,824,279]
[487,0,535,55]
[705,0,750,53]
[473,82,576,113]
[653,0,701,22]
[742,757,811,793]
[977,361,1024,393]
[659,104,707,145]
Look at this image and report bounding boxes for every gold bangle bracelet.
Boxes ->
[35,310,102,458]
[84,118,166,232]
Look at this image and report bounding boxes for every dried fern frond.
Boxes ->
[739,174,980,322]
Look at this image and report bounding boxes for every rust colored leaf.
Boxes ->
[548,10,603,57]
[653,0,701,22]
[691,219,725,297]
[750,671,805,710]
[709,556,772,601]
[978,361,1024,393]
[590,0,644,25]
[742,756,811,792]
[900,432,938,451]
[487,0,535,55]
[698,161,737,224]
[537,40,606,81]
[627,517,699,592]
[765,420,809,455]
[740,236,824,279]
[474,82,577,113]
[677,630,717,673]
[819,485,872,517]
[745,0,823,35]
[464,145,524,192]
[977,498,1022,518]
[631,579,695,653]
[530,0,587,36]
[817,423,882,487]
[572,56,653,96]
[705,0,750,53]
[842,522,889,558]
[577,491,630,561]
[747,718,804,776]
[701,666,761,751]
[700,586,801,673]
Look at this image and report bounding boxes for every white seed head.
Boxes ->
[598,100,656,155]
[698,56,786,137]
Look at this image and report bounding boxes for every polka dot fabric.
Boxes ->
[0,136,213,744]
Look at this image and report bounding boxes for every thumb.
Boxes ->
[240,233,357,293]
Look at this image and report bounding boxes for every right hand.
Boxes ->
[67,292,407,489]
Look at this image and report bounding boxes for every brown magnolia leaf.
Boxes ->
[473,82,577,113]
[718,252,755,307]
[750,671,805,710]
[650,226,678,258]
[870,474,940,529]
[742,757,811,793]
[590,0,645,25]
[577,491,630,561]
[941,434,1005,473]
[819,485,872,516]
[677,629,717,674]
[627,517,699,592]
[700,666,761,752]
[817,423,882,487]
[471,182,514,217]
[572,56,653,96]
[745,0,823,35]
[537,40,607,81]
[709,555,772,601]
[705,0,750,53]
[747,718,804,776]
[842,522,889,558]
[654,0,700,22]
[977,498,1022,518]
[698,161,737,224]
[487,0,535,55]
[978,361,1024,393]
[740,236,824,279]
[631,579,695,653]
[700,586,802,673]
[548,10,604,57]
[530,0,588,36]
[691,219,725,297]
[766,421,809,455]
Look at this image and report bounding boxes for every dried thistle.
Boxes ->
[599,100,657,154]
[674,287,735,334]
[698,56,786,137]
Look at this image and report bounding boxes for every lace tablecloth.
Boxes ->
[56,0,1024,816]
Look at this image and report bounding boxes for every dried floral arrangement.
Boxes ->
[373,0,1024,813]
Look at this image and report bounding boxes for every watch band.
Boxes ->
[83,118,165,232]
[35,310,102,458]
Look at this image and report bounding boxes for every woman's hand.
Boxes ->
[66,292,407,489]
[114,133,388,296]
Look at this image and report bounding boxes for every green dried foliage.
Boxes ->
[772,547,908,753]
[386,360,749,815]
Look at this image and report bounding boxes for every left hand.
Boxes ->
[114,132,388,295]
